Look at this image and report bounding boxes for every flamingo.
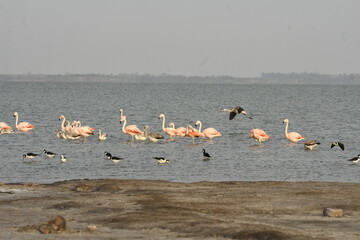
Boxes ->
[98,129,107,141]
[158,114,178,138]
[144,126,158,143]
[195,120,221,140]
[283,119,305,143]
[0,122,13,133]
[249,129,271,144]
[13,112,35,132]
[120,115,143,141]
[221,106,253,120]
[144,125,164,142]
[186,125,204,143]
[168,122,186,136]
[76,121,95,138]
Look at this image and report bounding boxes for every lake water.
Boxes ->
[0,80,359,183]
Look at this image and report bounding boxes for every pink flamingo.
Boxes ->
[158,114,178,138]
[0,122,13,133]
[168,122,186,137]
[120,115,143,141]
[195,120,221,140]
[76,121,95,138]
[13,112,35,132]
[186,125,204,143]
[249,129,271,144]
[283,119,305,143]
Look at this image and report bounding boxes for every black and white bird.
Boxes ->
[110,156,123,163]
[221,106,253,120]
[23,153,40,160]
[153,157,170,164]
[104,151,112,160]
[43,149,56,158]
[60,154,67,163]
[331,142,345,151]
[348,154,360,163]
[202,149,211,160]
[304,140,320,150]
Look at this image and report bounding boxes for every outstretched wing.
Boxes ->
[229,112,237,120]
[338,142,345,151]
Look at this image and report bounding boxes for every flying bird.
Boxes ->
[331,142,345,151]
[221,106,252,120]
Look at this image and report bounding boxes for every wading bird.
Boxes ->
[283,119,305,143]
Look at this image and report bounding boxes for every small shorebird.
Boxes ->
[348,154,360,163]
[104,151,112,160]
[110,156,123,163]
[23,153,40,160]
[221,106,253,120]
[153,157,170,164]
[304,140,320,150]
[331,142,345,151]
[202,149,211,160]
[43,149,56,158]
[60,154,67,163]
[98,129,107,141]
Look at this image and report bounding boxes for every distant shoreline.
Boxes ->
[0,73,359,85]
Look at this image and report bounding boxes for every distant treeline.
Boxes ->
[0,72,359,84]
[260,72,360,84]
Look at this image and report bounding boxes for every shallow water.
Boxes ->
[0,80,359,183]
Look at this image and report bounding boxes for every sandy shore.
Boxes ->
[0,179,359,240]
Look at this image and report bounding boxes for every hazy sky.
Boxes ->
[1,0,359,77]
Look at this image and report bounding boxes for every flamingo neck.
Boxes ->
[284,122,289,138]
[197,121,202,132]
[14,114,19,128]
[161,116,166,131]
[60,117,66,131]
[121,118,127,133]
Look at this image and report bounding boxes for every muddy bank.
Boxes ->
[0,179,359,240]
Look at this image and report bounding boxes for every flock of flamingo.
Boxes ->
[1,106,359,164]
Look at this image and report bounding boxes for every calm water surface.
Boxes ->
[0,80,359,183]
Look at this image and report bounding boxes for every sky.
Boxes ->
[1,0,359,77]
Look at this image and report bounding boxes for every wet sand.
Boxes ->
[0,179,359,240]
